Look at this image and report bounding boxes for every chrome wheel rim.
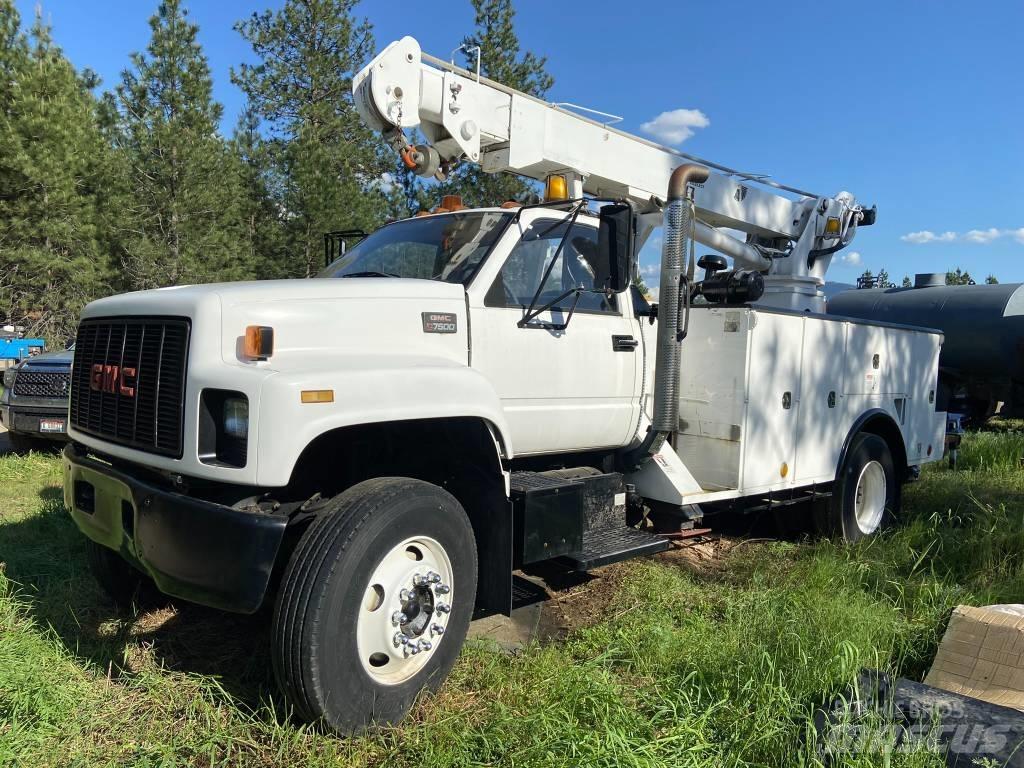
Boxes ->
[854,460,886,535]
[356,536,454,685]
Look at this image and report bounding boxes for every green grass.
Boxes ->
[2,424,1023,766]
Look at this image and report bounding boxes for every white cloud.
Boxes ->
[640,263,659,278]
[963,227,1003,244]
[640,108,710,145]
[900,230,958,244]
[839,251,862,266]
[901,228,1024,245]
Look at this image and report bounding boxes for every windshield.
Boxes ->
[318,211,511,284]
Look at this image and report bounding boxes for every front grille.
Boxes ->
[13,369,71,398]
[69,317,190,458]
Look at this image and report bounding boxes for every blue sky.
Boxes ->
[16,0,1024,284]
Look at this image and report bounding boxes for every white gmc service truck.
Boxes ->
[63,37,946,733]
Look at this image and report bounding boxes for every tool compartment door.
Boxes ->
[739,312,804,491]
[794,316,848,484]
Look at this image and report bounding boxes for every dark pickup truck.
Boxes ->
[1,347,73,451]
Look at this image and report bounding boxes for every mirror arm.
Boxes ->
[519,201,587,324]
[517,286,583,330]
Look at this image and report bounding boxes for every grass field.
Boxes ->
[2,428,1024,766]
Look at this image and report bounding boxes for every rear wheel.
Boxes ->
[816,433,898,542]
[272,477,477,733]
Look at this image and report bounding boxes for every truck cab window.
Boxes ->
[318,211,510,285]
[488,218,617,313]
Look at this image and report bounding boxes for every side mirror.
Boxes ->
[596,203,633,294]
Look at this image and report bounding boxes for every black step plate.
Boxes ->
[561,527,670,571]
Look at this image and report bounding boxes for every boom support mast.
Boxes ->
[354,37,873,311]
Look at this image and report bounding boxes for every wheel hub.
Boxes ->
[399,583,435,638]
[356,536,454,685]
[853,459,886,535]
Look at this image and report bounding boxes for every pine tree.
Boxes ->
[0,0,28,323]
[946,267,975,286]
[901,276,912,288]
[876,268,892,288]
[231,104,285,278]
[436,0,554,208]
[115,0,249,290]
[985,274,999,285]
[0,6,114,341]
[233,0,390,277]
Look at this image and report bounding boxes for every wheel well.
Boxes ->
[286,417,506,501]
[283,417,512,616]
[854,412,908,480]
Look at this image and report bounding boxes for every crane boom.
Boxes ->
[354,36,874,311]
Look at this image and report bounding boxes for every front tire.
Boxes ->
[85,539,148,609]
[815,433,898,543]
[272,477,478,734]
[5,430,37,454]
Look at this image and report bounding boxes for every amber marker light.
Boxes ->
[244,325,274,360]
[301,390,334,404]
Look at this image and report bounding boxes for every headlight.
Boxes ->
[2,368,17,388]
[223,397,249,439]
[199,390,249,468]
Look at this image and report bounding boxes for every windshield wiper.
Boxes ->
[339,270,401,278]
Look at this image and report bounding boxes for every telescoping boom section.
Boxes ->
[354,36,875,311]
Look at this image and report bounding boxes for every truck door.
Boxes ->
[470,215,641,455]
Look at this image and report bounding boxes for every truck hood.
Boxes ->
[82,278,470,369]
[83,277,465,314]
[19,347,74,368]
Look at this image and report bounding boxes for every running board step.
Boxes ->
[560,527,670,571]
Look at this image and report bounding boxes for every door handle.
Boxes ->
[612,334,638,352]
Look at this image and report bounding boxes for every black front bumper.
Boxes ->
[1,404,70,438]
[63,443,288,613]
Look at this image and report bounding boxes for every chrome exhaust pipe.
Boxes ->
[622,163,709,468]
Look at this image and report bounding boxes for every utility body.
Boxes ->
[64,37,945,733]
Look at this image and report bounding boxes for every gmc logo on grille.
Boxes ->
[90,364,137,397]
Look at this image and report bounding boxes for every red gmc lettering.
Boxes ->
[89,364,135,397]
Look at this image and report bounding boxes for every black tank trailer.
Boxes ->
[827,274,1024,424]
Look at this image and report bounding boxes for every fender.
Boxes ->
[836,407,908,480]
[255,353,513,487]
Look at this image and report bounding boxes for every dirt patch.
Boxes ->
[527,534,736,641]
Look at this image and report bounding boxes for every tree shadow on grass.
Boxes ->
[1,484,276,713]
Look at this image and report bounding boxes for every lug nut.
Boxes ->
[409,644,421,655]
[428,572,442,584]
[393,632,403,647]
[419,639,432,651]
[432,623,445,635]
[412,574,427,586]
[435,585,450,595]
[400,588,411,601]
[435,603,450,614]
[391,611,407,626]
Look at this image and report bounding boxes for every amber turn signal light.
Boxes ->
[244,325,274,359]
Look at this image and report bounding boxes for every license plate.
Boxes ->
[39,418,65,433]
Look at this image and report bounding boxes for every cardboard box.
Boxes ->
[926,605,1024,711]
